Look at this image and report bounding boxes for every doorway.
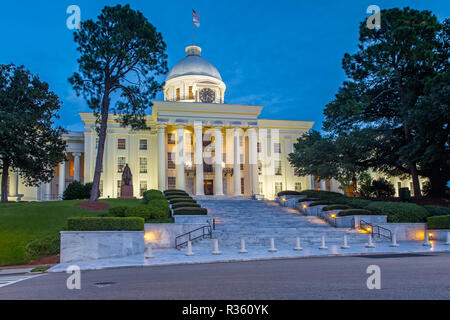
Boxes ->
[204,180,213,195]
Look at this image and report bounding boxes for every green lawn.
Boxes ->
[0,199,142,266]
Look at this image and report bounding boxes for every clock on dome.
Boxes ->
[199,88,215,103]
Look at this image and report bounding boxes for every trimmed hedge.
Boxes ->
[125,205,152,222]
[169,198,197,205]
[67,217,144,231]
[25,234,60,256]
[164,190,188,196]
[108,206,128,217]
[309,201,332,207]
[427,215,450,229]
[323,204,351,211]
[171,202,201,210]
[365,201,428,223]
[424,206,450,217]
[337,209,372,217]
[299,190,346,202]
[277,190,302,197]
[340,198,373,209]
[143,189,165,202]
[166,194,193,201]
[298,198,320,202]
[164,189,188,195]
[173,207,208,215]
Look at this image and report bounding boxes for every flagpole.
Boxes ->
[191,8,194,45]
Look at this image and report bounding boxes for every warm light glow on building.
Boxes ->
[144,232,156,242]
[302,204,307,209]
[330,214,336,218]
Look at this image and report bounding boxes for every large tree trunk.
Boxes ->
[89,91,110,203]
[1,159,9,203]
[409,163,422,199]
[428,161,446,198]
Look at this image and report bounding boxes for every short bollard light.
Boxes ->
[212,239,221,255]
[186,240,195,256]
[268,237,278,252]
[239,238,248,254]
[366,226,372,233]
[365,234,375,248]
[423,232,432,247]
[445,232,450,245]
[390,234,400,247]
[302,204,307,209]
[319,235,328,250]
[281,197,287,202]
[144,243,154,259]
[330,213,336,218]
[294,236,303,251]
[341,235,350,249]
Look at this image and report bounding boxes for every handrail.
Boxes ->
[360,219,392,240]
[175,224,212,249]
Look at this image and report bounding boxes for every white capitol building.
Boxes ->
[6,45,413,201]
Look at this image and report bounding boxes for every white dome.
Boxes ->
[166,45,222,81]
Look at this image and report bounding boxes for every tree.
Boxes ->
[324,8,449,198]
[69,4,168,203]
[0,64,66,202]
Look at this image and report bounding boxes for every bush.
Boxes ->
[25,234,60,256]
[338,209,373,217]
[166,194,193,200]
[147,200,171,219]
[365,201,428,223]
[323,204,351,211]
[309,201,332,207]
[173,207,208,215]
[299,190,346,202]
[143,189,165,202]
[399,187,411,201]
[63,181,88,200]
[298,198,320,202]
[277,190,302,197]
[171,202,201,210]
[83,182,94,198]
[67,217,144,231]
[164,189,188,195]
[340,198,373,209]
[108,206,128,217]
[427,215,450,229]
[424,206,450,217]
[169,198,197,205]
[370,178,395,198]
[124,205,153,222]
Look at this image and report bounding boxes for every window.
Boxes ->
[186,152,194,165]
[176,88,181,101]
[117,157,126,173]
[99,180,103,197]
[185,133,193,145]
[257,142,261,153]
[241,177,245,194]
[167,133,175,144]
[240,154,244,171]
[275,160,282,175]
[274,143,281,153]
[140,181,147,197]
[275,182,283,196]
[139,157,147,174]
[259,182,264,195]
[258,160,262,175]
[139,139,148,150]
[295,182,302,192]
[189,86,194,99]
[117,180,121,198]
[168,177,176,189]
[168,152,175,169]
[118,139,126,150]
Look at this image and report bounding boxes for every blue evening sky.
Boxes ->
[0,1,448,131]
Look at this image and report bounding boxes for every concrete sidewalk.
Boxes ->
[48,240,450,273]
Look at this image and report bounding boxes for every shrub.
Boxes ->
[309,201,332,207]
[143,189,165,202]
[169,198,197,205]
[173,207,208,215]
[337,209,372,217]
[399,187,411,201]
[108,206,128,217]
[147,199,171,219]
[299,190,346,202]
[166,194,193,200]
[365,201,428,223]
[298,198,320,202]
[147,199,170,208]
[370,178,395,198]
[277,190,302,197]
[164,189,188,195]
[171,202,201,210]
[25,234,60,256]
[427,215,450,229]
[341,198,373,209]
[63,181,87,200]
[67,217,144,231]
[323,204,351,211]
[83,182,94,198]
[124,205,153,222]
[424,206,450,217]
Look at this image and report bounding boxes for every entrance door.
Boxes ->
[204,180,213,195]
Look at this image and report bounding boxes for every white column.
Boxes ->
[58,160,66,200]
[9,169,18,196]
[233,128,241,196]
[176,126,185,190]
[157,125,166,191]
[73,153,81,182]
[320,179,326,191]
[213,127,223,196]
[248,128,258,195]
[45,182,51,201]
[194,121,204,195]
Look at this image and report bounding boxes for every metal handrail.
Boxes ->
[360,219,392,240]
[175,224,212,249]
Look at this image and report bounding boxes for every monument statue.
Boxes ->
[120,164,134,198]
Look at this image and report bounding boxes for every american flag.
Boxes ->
[192,9,200,27]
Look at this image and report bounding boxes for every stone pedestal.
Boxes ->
[120,184,134,199]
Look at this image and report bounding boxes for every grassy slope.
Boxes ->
[0,199,141,266]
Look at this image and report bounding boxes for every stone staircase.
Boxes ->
[190,200,386,250]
